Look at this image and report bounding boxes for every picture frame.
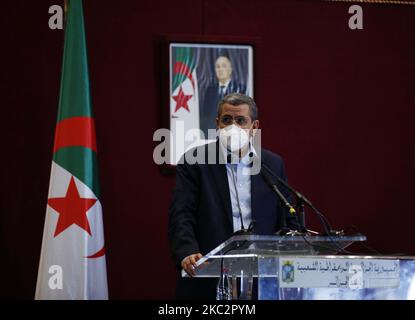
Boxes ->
[161,37,256,167]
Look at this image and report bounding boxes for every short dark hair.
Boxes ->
[217,93,258,121]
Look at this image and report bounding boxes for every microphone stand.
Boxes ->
[275,212,291,236]
[296,198,307,234]
[260,163,352,254]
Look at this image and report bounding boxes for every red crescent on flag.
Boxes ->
[85,245,106,259]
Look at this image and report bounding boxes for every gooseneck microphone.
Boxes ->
[258,163,296,216]
[261,162,313,208]
[260,162,334,236]
[247,151,295,216]
[260,168,296,234]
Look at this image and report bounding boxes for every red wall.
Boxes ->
[1,0,414,299]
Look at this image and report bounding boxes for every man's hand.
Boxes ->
[181,253,203,277]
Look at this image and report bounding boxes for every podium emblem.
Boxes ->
[281,260,295,283]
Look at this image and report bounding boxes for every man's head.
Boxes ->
[216,93,259,131]
[215,56,233,84]
[216,93,259,154]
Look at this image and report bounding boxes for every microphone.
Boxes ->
[261,162,313,208]
[255,158,354,254]
[248,151,297,233]
[261,170,296,215]
[261,162,307,232]
[260,162,336,235]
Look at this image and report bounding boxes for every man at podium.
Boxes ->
[168,93,297,299]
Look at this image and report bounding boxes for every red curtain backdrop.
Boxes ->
[1,0,414,299]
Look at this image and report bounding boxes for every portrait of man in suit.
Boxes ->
[200,55,248,138]
[169,43,253,165]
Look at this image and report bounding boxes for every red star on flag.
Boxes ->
[173,87,192,112]
[48,176,97,237]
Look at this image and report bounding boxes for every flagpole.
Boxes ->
[64,0,68,24]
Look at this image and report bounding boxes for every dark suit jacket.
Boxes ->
[168,141,296,299]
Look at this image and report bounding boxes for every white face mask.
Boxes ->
[218,124,250,153]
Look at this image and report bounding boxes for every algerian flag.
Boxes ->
[35,0,108,300]
[170,45,201,164]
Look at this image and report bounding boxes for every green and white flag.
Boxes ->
[35,0,108,300]
[170,45,200,164]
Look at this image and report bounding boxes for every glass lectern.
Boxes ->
[182,235,415,300]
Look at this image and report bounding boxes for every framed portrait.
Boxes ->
[166,41,254,165]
